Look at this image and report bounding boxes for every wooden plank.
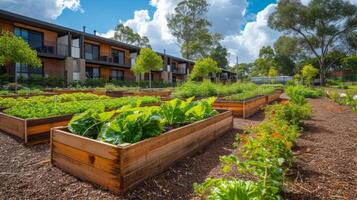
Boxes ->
[52,141,119,174]
[0,113,25,139]
[52,152,120,193]
[120,112,232,171]
[120,114,233,189]
[52,128,120,160]
[27,120,70,136]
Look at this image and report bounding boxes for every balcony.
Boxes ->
[172,67,186,75]
[34,41,68,58]
[85,54,131,68]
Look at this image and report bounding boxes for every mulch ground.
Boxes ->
[0,98,356,200]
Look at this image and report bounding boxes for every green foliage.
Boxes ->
[173,80,257,99]
[327,91,357,112]
[301,64,318,87]
[112,23,151,48]
[167,0,218,59]
[342,55,357,73]
[68,98,218,145]
[195,88,312,199]
[268,0,357,85]
[190,57,221,80]
[132,48,163,75]
[97,107,164,144]
[0,31,41,67]
[224,87,275,101]
[268,67,278,77]
[3,94,160,119]
[132,48,163,88]
[209,43,229,69]
[286,85,323,99]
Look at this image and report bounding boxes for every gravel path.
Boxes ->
[0,98,356,199]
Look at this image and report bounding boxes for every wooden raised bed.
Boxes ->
[106,90,171,98]
[45,89,106,95]
[213,95,267,118]
[0,92,56,98]
[0,113,72,144]
[266,91,282,104]
[50,110,233,193]
[0,102,161,144]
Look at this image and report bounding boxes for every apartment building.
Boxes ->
[0,9,197,84]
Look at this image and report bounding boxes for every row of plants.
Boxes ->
[3,96,160,119]
[327,91,357,112]
[172,80,282,100]
[194,88,312,199]
[285,85,324,98]
[0,93,108,109]
[68,97,218,145]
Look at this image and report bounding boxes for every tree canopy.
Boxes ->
[269,0,357,85]
[112,23,151,48]
[132,48,163,88]
[190,57,221,80]
[0,32,41,67]
[167,0,220,60]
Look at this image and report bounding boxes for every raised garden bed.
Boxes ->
[106,89,171,98]
[45,89,106,95]
[266,90,283,104]
[50,109,233,193]
[213,95,267,118]
[0,113,72,144]
[0,92,56,98]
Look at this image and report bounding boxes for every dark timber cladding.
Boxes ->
[0,9,237,83]
[51,110,233,193]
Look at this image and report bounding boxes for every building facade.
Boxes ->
[0,9,235,84]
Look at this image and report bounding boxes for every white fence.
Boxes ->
[251,76,293,84]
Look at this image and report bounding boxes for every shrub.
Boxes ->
[286,85,323,98]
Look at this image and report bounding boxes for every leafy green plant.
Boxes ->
[98,106,164,144]
[285,85,323,99]
[3,95,160,119]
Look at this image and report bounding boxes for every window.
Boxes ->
[112,49,125,64]
[86,67,100,79]
[16,63,44,80]
[85,43,99,60]
[15,27,43,50]
[111,69,124,81]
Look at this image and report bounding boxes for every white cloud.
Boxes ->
[0,0,83,20]
[97,0,357,64]
[222,4,281,64]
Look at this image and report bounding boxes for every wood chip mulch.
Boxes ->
[0,98,356,200]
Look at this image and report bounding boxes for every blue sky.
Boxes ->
[55,0,277,34]
[0,0,283,63]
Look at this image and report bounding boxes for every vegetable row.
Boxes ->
[195,86,312,199]
[2,94,160,119]
[68,97,218,145]
[173,80,282,101]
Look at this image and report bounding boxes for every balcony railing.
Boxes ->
[33,41,68,57]
[85,54,131,67]
[172,67,186,75]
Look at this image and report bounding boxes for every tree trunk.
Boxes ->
[319,62,326,86]
[149,71,152,88]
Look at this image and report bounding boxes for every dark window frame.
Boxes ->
[84,43,100,60]
[111,69,124,81]
[85,66,101,79]
[14,27,44,51]
[111,49,125,65]
[16,62,44,80]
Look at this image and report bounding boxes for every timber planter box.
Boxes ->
[0,103,161,144]
[106,90,172,98]
[213,95,267,118]
[0,113,72,144]
[50,110,233,193]
[266,91,282,104]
